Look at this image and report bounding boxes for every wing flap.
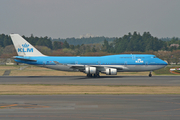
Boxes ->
[53,61,85,69]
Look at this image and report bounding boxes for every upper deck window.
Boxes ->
[136,57,144,59]
[120,57,145,59]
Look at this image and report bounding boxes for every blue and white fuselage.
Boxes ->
[14,54,167,73]
[10,34,167,77]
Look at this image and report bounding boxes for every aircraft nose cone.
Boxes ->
[162,60,168,65]
[160,59,168,66]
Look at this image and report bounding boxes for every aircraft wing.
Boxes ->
[53,61,125,71]
[90,65,124,70]
[53,61,85,70]
[69,64,85,70]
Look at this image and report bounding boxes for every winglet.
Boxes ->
[10,34,45,56]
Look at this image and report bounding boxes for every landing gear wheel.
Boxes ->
[93,74,97,78]
[149,72,152,77]
[97,73,100,78]
[87,74,92,77]
[94,73,100,78]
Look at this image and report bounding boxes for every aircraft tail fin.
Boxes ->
[10,34,45,56]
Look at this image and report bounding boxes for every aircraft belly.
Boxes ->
[123,65,166,72]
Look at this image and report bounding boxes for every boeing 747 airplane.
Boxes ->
[10,34,167,77]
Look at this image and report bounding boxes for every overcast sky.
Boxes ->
[0,0,180,38]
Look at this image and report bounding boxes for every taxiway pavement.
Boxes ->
[0,76,180,119]
[0,95,180,120]
[0,76,180,86]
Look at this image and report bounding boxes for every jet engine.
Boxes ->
[85,67,96,74]
[105,68,117,75]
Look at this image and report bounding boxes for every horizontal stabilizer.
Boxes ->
[13,57,37,62]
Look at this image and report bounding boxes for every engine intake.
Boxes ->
[105,68,117,75]
[85,67,96,74]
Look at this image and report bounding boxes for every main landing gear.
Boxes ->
[149,71,152,77]
[87,73,100,78]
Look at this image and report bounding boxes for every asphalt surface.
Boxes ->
[1,76,180,120]
[0,76,180,86]
[0,95,180,120]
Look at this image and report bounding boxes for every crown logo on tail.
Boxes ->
[22,43,29,48]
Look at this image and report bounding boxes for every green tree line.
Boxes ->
[0,32,180,55]
[52,36,115,45]
[0,34,12,47]
[102,32,169,53]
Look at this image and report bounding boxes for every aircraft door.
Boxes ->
[132,55,136,60]
[124,61,127,66]
[43,61,46,66]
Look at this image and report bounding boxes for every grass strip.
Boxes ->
[0,85,180,95]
